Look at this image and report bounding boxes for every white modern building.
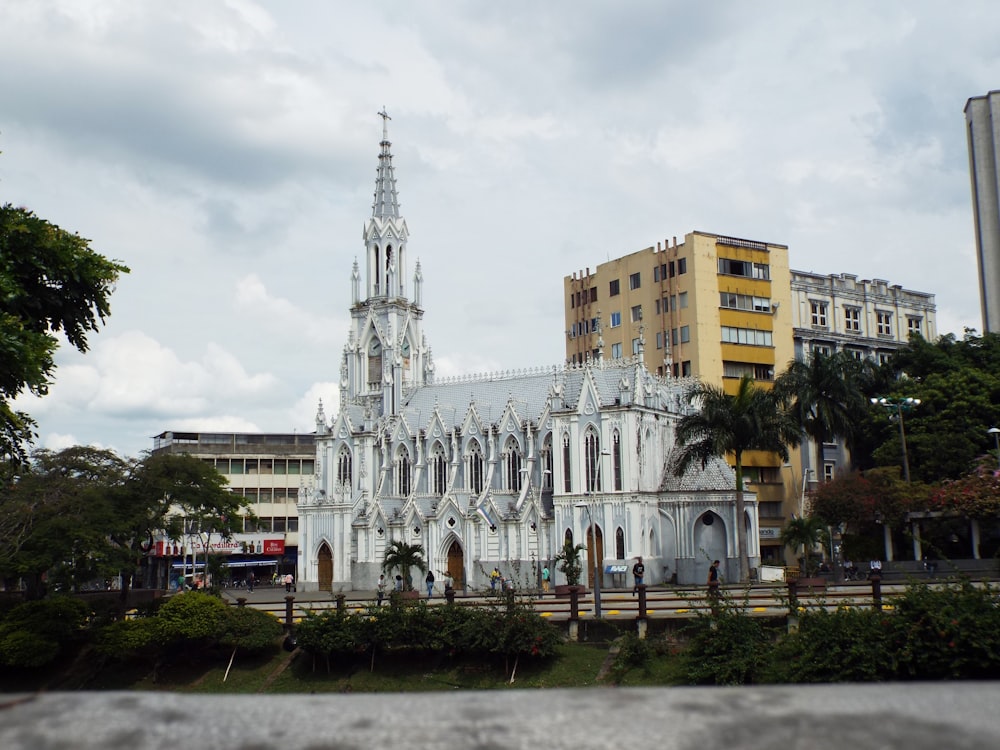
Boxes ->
[965,90,1000,334]
[297,116,753,592]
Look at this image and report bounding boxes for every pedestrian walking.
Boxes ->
[706,560,720,601]
[541,565,550,595]
[284,573,294,592]
[490,567,501,591]
[376,574,386,606]
[632,556,645,596]
[425,569,435,598]
[247,570,255,593]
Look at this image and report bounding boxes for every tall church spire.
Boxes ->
[372,108,400,220]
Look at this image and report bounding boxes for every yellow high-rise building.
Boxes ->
[564,231,798,563]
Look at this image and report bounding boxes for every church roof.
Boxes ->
[397,359,687,430]
[659,448,738,493]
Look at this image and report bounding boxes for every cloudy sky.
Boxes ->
[2,1,996,459]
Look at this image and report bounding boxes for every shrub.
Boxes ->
[680,607,775,685]
[156,591,229,645]
[220,607,282,653]
[0,596,90,668]
[888,580,1000,680]
[766,606,893,683]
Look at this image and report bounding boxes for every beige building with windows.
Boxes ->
[790,271,937,485]
[145,431,315,589]
[564,232,797,562]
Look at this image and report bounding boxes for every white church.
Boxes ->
[296,115,757,592]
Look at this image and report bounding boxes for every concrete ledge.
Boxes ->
[2,684,1000,749]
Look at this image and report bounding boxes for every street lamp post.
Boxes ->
[988,427,1000,472]
[575,502,600,618]
[575,448,611,619]
[871,396,920,482]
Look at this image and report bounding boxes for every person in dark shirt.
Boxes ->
[632,556,645,596]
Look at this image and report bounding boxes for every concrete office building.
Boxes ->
[790,270,937,484]
[146,431,314,589]
[563,233,796,562]
[965,90,1000,333]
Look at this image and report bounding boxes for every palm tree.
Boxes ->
[381,540,426,591]
[673,375,801,582]
[773,350,868,476]
[780,516,830,577]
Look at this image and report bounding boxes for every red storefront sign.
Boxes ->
[263,539,285,554]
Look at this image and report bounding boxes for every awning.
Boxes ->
[225,560,278,568]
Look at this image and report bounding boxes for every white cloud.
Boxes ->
[1,0,994,458]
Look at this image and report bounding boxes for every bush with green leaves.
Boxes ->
[888,580,1000,680]
[0,596,89,668]
[679,603,776,685]
[295,599,560,671]
[220,606,282,653]
[766,606,893,683]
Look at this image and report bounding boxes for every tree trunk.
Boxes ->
[734,453,749,582]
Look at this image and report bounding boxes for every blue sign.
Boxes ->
[605,564,629,574]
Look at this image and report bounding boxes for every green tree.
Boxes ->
[0,446,130,598]
[779,516,829,576]
[673,375,800,582]
[0,205,129,465]
[774,351,869,474]
[381,540,426,591]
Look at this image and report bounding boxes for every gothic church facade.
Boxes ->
[296,117,756,591]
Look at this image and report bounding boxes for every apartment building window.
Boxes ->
[592,316,600,332]
[610,311,622,328]
[609,279,620,297]
[631,305,642,322]
[589,287,597,303]
[824,462,835,482]
[629,272,641,290]
[721,326,773,346]
[682,361,691,377]
[655,298,661,314]
[720,292,770,312]
[632,337,640,355]
[846,348,864,360]
[678,291,688,309]
[655,332,663,349]
[845,307,861,332]
[679,325,690,343]
[677,258,687,275]
[718,258,769,279]
[611,342,622,358]
[811,343,832,357]
[723,361,775,381]
[810,301,828,327]
[876,311,892,336]
[653,265,660,282]
[907,317,922,337]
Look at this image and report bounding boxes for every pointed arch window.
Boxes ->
[585,429,601,492]
[562,433,572,493]
[541,434,553,491]
[337,445,353,488]
[612,430,622,491]
[616,527,626,559]
[503,439,523,492]
[374,244,381,295]
[468,440,484,495]
[432,442,447,497]
[367,339,383,389]
[394,447,412,497]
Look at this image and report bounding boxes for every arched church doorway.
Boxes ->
[585,525,604,588]
[317,542,333,592]
[447,540,464,589]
